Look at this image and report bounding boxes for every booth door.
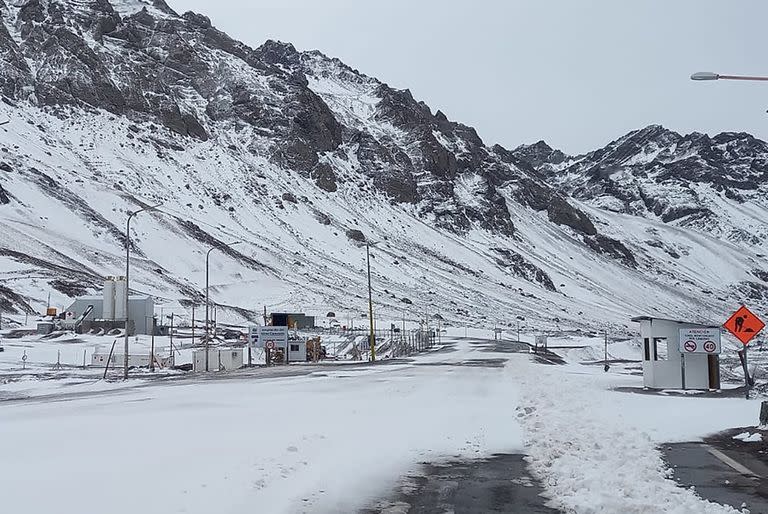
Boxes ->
[708,355,720,390]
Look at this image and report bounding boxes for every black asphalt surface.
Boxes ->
[664,436,768,513]
[361,454,557,514]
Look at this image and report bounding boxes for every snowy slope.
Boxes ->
[0,0,765,333]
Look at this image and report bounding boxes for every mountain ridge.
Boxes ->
[0,0,765,332]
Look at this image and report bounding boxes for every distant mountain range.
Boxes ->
[0,0,765,332]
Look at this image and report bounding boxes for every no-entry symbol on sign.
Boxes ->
[724,305,765,346]
[683,340,697,352]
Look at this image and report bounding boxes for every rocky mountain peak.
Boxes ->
[255,39,301,67]
[512,140,568,169]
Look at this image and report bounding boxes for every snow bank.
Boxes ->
[513,356,745,513]
[733,432,762,443]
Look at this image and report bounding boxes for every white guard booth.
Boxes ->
[287,341,307,362]
[633,316,721,390]
[193,348,244,372]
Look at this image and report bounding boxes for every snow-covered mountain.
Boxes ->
[514,126,768,250]
[0,0,765,332]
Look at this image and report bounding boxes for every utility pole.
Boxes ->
[366,241,376,362]
[169,312,174,356]
[150,316,156,372]
[604,330,609,372]
[191,304,195,347]
[124,203,161,380]
[205,249,211,372]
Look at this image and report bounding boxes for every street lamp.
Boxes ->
[205,241,240,371]
[366,241,380,362]
[124,203,162,380]
[691,71,768,82]
[0,119,9,126]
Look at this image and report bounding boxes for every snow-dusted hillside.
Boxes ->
[0,0,765,331]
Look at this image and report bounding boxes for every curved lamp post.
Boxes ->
[366,241,380,362]
[691,71,768,82]
[124,203,162,380]
[205,241,240,371]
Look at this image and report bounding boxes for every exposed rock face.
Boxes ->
[511,140,567,170]
[346,229,366,243]
[492,248,556,291]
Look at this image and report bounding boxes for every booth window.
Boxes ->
[653,338,668,360]
[290,344,300,352]
[644,338,650,360]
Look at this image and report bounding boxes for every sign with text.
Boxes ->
[679,328,721,354]
[256,326,288,349]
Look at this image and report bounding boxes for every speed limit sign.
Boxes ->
[265,341,276,350]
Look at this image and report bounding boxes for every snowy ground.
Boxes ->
[0,331,762,513]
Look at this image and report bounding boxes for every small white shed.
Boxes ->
[193,348,244,372]
[633,316,721,390]
[287,341,307,363]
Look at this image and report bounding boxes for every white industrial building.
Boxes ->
[193,348,244,372]
[92,351,170,369]
[633,316,721,390]
[65,277,154,335]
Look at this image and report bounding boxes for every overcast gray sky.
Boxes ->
[168,0,766,155]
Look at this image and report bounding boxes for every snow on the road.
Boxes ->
[515,356,754,514]
[1,336,760,513]
[0,338,522,514]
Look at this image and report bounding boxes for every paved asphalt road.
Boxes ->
[361,339,556,513]
[664,436,768,513]
[361,454,556,514]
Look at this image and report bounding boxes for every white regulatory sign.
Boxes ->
[256,326,288,349]
[679,328,721,354]
[247,326,259,347]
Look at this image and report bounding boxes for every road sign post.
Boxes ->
[724,305,765,399]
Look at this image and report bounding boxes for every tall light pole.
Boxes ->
[692,69,766,395]
[124,203,161,380]
[205,241,240,371]
[691,72,768,82]
[366,241,379,362]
